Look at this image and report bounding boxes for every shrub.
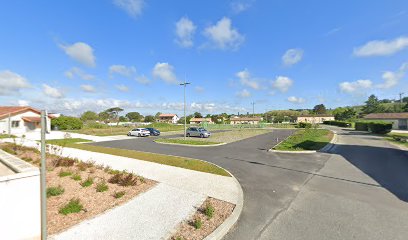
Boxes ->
[204,203,214,219]
[81,176,94,187]
[323,120,352,128]
[84,122,107,129]
[297,122,312,128]
[71,173,82,181]
[113,191,126,199]
[59,198,83,215]
[59,170,72,177]
[77,161,94,171]
[47,186,65,198]
[96,180,109,192]
[51,116,83,130]
[108,172,138,187]
[52,157,75,167]
[355,121,369,131]
[193,218,202,229]
[367,121,392,134]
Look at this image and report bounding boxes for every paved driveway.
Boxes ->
[90,127,408,240]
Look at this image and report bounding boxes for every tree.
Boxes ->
[104,107,124,125]
[80,111,98,122]
[144,115,155,122]
[193,112,203,118]
[403,97,408,103]
[313,104,327,114]
[155,112,162,119]
[404,102,408,112]
[126,112,143,122]
[119,116,128,122]
[98,111,110,123]
[334,107,357,120]
[362,95,382,114]
[178,115,193,124]
[205,114,211,118]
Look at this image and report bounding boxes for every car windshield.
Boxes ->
[198,128,207,132]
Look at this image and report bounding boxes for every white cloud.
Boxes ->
[80,84,96,93]
[353,36,408,57]
[135,75,150,85]
[152,62,178,84]
[175,17,197,48]
[0,70,30,95]
[60,42,96,67]
[65,67,94,80]
[109,65,136,78]
[339,79,373,93]
[230,1,252,14]
[377,62,408,89]
[195,86,205,93]
[113,0,145,18]
[271,76,293,93]
[18,100,29,106]
[42,84,64,98]
[236,89,251,98]
[282,49,303,66]
[236,69,260,90]
[287,96,305,104]
[115,84,129,92]
[203,17,244,50]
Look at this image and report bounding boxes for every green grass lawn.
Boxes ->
[155,138,222,145]
[0,134,16,139]
[274,129,333,151]
[45,140,230,176]
[46,138,92,145]
[67,123,185,136]
[386,132,408,148]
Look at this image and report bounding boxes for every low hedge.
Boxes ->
[323,120,352,128]
[51,116,83,130]
[296,122,312,128]
[355,121,392,134]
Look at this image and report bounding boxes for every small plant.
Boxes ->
[139,176,146,183]
[96,180,109,192]
[104,166,112,173]
[108,169,121,175]
[22,156,33,162]
[46,186,64,198]
[108,172,138,187]
[59,198,83,215]
[193,218,202,229]
[175,237,184,240]
[59,170,72,177]
[52,157,75,167]
[113,191,126,199]
[76,161,89,171]
[71,173,82,181]
[89,167,96,174]
[204,203,214,219]
[81,176,94,187]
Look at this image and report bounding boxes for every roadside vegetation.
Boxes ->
[0,134,16,139]
[274,129,333,151]
[46,138,92,145]
[386,132,408,148]
[155,138,222,146]
[0,142,156,234]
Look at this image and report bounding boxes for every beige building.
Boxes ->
[156,113,179,124]
[230,117,262,125]
[364,112,408,130]
[0,106,52,135]
[296,115,334,124]
[189,118,213,124]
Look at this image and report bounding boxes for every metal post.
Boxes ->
[40,110,47,240]
[8,113,11,137]
[180,78,191,140]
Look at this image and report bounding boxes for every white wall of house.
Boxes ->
[365,118,408,130]
[171,115,179,124]
[0,111,51,135]
[297,116,335,124]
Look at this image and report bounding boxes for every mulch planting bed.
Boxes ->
[0,143,156,235]
[170,197,235,240]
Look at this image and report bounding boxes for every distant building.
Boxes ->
[229,117,262,125]
[364,112,408,130]
[189,118,213,124]
[0,106,52,135]
[157,114,179,124]
[296,114,334,124]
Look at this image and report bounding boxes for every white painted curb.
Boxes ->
[154,140,227,147]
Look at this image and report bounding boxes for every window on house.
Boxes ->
[11,121,20,128]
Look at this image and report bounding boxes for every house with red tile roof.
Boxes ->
[0,106,52,135]
[364,112,408,130]
[156,113,179,124]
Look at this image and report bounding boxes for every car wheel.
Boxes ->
[138,133,141,137]
[186,133,190,137]
[127,133,130,136]
[200,134,204,138]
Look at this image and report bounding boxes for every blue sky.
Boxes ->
[0,0,407,116]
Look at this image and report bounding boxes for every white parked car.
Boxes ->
[127,128,150,137]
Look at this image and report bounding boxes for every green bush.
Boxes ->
[193,218,202,229]
[59,198,83,215]
[51,116,83,130]
[113,191,126,199]
[81,176,94,187]
[96,180,109,192]
[84,122,107,129]
[204,203,214,219]
[367,121,392,134]
[297,122,312,128]
[47,186,65,198]
[323,120,352,128]
[355,121,369,131]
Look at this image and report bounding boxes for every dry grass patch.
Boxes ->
[170,198,235,240]
[0,142,156,235]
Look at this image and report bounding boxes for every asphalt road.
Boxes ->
[91,127,408,240]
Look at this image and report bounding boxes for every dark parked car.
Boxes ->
[146,127,160,136]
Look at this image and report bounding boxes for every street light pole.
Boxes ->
[180,79,191,140]
[40,110,47,240]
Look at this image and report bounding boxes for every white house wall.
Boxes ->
[0,111,51,135]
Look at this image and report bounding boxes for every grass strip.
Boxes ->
[274,129,333,151]
[45,138,92,145]
[59,143,230,177]
[155,138,222,146]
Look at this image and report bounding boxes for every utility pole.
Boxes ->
[180,78,191,140]
[399,92,404,103]
[251,102,255,116]
[40,110,47,240]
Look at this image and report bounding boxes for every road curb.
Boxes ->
[268,130,337,154]
[204,168,244,240]
[154,140,227,147]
